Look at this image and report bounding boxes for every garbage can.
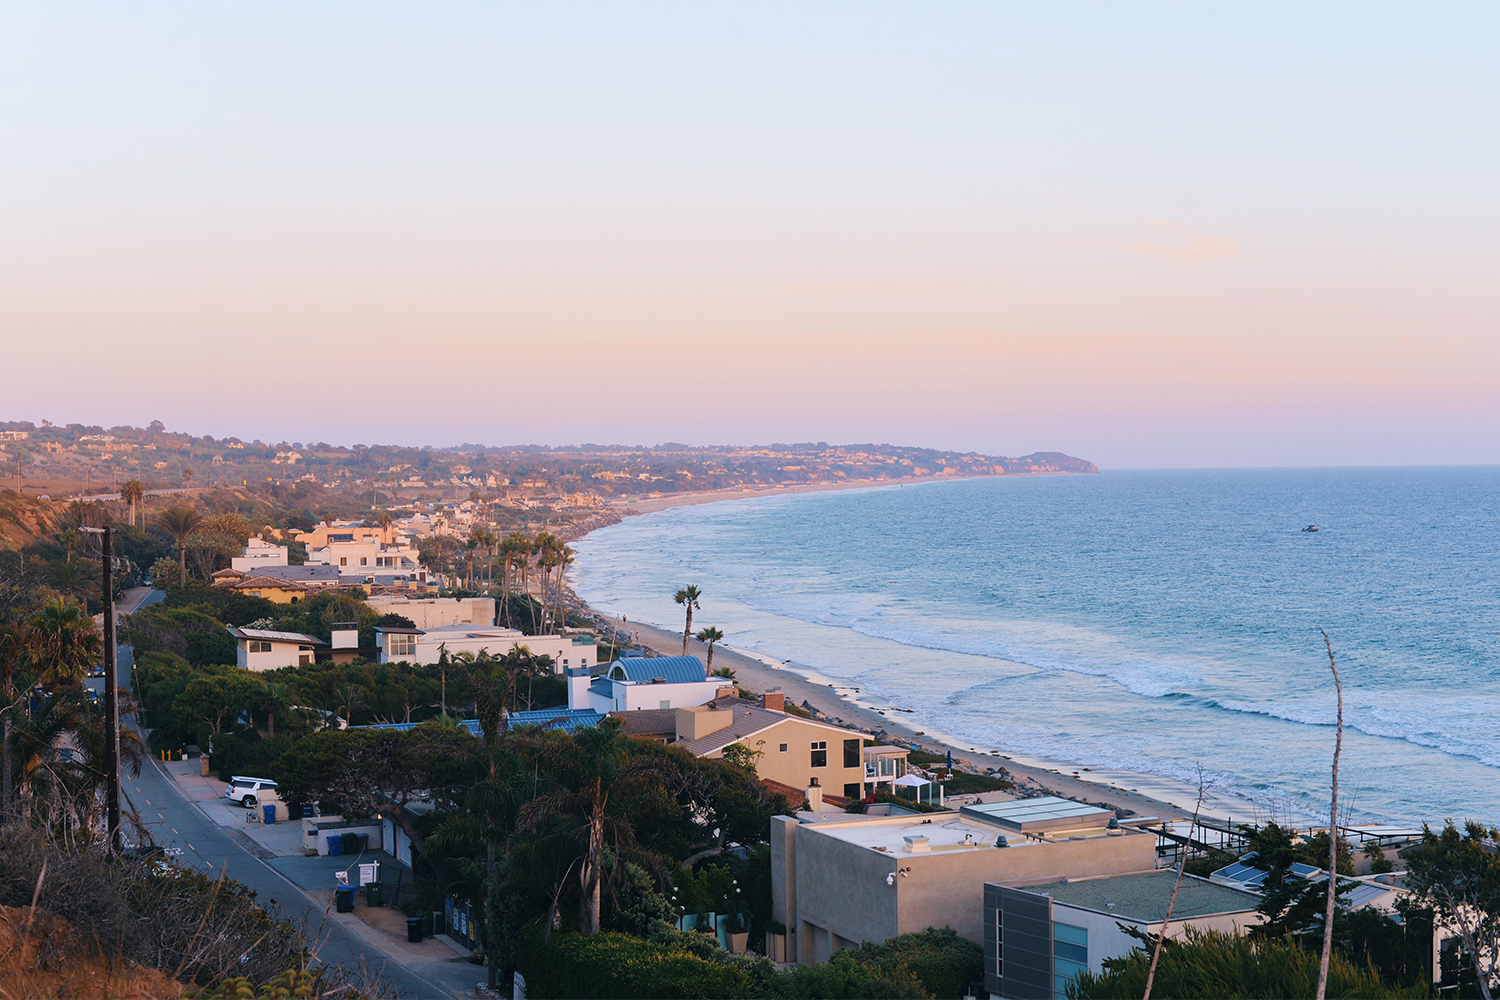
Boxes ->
[335,886,354,913]
[262,803,276,825]
[356,833,370,853]
[327,835,343,857]
[406,916,423,943]
[341,832,358,855]
[366,882,383,907]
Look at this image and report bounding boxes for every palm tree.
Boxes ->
[262,681,294,738]
[674,584,702,656]
[517,719,668,934]
[59,528,79,565]
[120,480,144,528]
[695,626,725,673]
[333,684,363,727]
[553,544,575,632]
[27,598,102,690]
[155,506,203,587]
[499,533,528,626]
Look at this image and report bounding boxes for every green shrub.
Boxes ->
[1066,926,1427,999]
[518,926,755,999]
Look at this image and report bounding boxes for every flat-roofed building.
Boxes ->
[364,595,495,629]
[231,536,290,572]
[984,871,1262,1000]
[374,623,596,672]
[772,796,1156,967]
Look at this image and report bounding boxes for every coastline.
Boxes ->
[561,478,1229,827]
[597,469,1083,518]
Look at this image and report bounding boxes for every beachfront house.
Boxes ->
[672,694,874,805]
[570,656,729,713]
[984,871,1262,999]
[227,626,325,672]
[771,797,1157,966]
[376,623,598,671]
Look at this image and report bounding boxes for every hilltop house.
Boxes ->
[231,537,289,572]
[226,627,325,671]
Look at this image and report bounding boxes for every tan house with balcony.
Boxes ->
[674,695,870,804]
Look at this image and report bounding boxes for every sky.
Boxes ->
[2,4,1497,468]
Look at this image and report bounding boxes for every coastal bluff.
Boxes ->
[997,452,1099,475]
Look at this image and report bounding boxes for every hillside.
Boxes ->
[0,418,1097,506]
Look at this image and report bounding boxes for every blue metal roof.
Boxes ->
[605,656,706,685]
[355,719,482,737]
[508,708,605,733]
[355,710,604,736]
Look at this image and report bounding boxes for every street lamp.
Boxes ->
[79,525,120,851]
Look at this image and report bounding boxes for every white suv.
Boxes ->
[225,776,279,808]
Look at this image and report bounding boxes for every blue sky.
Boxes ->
[2,4,1496,466]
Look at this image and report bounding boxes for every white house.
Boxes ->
[231,537,290,573]
[227,627,325,672]
[373,624,598,671]
[364,596,495,629]
[567,656,729,714]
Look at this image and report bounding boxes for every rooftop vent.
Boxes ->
[903,836,930,854]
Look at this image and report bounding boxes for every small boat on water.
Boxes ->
[1302,524,1320,532]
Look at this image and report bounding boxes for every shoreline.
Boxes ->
[599,469,1088,518]
[561,480,1229,827]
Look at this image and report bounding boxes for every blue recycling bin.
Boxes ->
[262,803,276,825]
[327,835,343,856]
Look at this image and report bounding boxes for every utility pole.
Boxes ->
[83,525,121,850]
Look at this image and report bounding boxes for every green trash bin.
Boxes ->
[340,832,358,855]
[366,882,383,907]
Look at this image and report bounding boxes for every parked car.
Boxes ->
[224,776,279,808]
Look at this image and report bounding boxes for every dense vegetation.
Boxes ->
[1066,926,1427,999]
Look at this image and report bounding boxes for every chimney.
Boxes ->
[330,623,359,649]
[676,705,734,741]
[761,691,785,712]
[566,666,592,711]
[805,784,823,811]
[715,686,736,700]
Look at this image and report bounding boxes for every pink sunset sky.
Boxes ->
[2,5,1496,467]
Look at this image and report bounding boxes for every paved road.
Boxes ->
[117,643,476,998]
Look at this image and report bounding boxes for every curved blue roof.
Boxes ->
[607,655,706,684]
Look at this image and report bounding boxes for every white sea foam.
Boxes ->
[573,468,1500,825]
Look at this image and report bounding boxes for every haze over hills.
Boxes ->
[0,418,1097,502]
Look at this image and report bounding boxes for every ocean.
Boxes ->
[569,469,1500,826]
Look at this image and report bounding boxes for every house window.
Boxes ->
[843,783,861,800]
[248,640,272,653]
[340,557,347,566]
[389,635,415,657]
[844,739,860,768]
[779,743,788,753]
[1052,923,1089,997]
[810,741,827,768]
[298,654,311,666]
[360,557,368,566]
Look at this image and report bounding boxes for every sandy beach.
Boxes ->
[565,477,1220,827]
